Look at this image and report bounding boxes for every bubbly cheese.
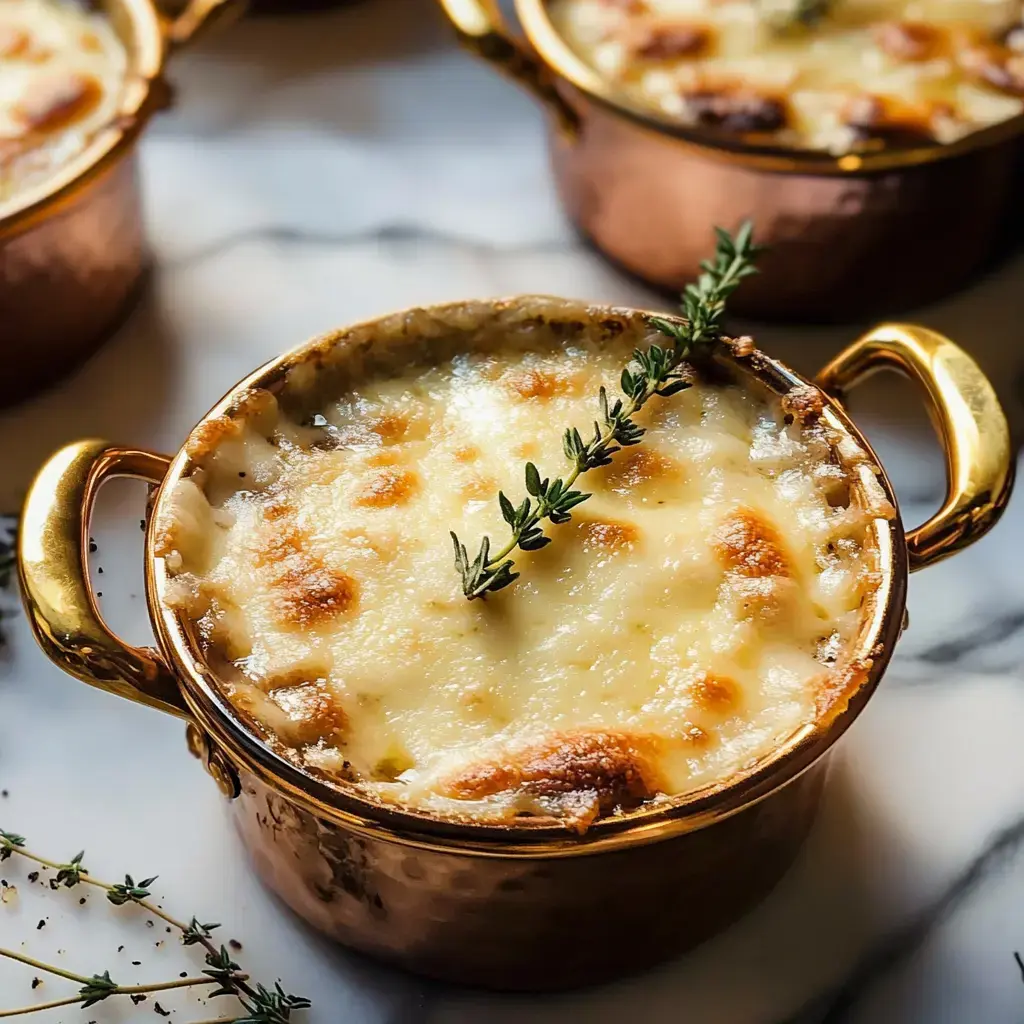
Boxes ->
[158,308,887,830]
[548,0,1024,153]
[0,0,127,202]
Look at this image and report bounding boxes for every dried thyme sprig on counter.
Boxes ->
[0,830,310,1022]
[450,222,761,600]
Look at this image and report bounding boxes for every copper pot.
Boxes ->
[17,300,1013,989]
[0,0,245,409]
[437,0,1024,323]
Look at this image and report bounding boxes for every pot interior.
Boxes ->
[150,298,908,850]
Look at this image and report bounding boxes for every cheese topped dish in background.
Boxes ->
[0,0,127,202]
[548,0,1024,153]
[157,304,892,831]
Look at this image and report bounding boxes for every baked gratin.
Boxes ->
[548,0,1024,153]
[0,0,126,202]
[157,301,893,831]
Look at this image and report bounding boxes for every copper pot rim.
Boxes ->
[146,296,909,857]
[515,0,1024,176]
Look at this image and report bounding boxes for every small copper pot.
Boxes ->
[17,301,1013,989]
[0,0,245,409]
[437,0,1024,323]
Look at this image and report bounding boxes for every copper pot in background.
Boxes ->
[16,299,1013,989]
[437,0,1024,324]
[0,0,244,409]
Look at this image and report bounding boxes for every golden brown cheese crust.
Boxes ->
[549,0,1024,153]
[254,504,360,627]
[444,730,664,813]
[157,304,891,830]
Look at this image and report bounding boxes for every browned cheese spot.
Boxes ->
[444,730,664,816]
[185,416,244,461]
[601,446,683,493]
[502,367,578,401]
[79,31,102,53]
[713,508,793,579]
[269,680,347,747]
[843,94,944,146]
[631,22,710,60]
[255,504,359,627]
[688,672,741,713]
[354,467,419,509]
[683,88,788,134]
[781,385,825,425]
[576,516,640,554]
[369,412,411,444]
[13,73,102,134]
[872,21,942,61]
[452,445,480,463]
[0,25,30,58]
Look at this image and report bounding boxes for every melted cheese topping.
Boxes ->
[159,323,885,829]
[548,0,1024,153]
[0,0,126,202]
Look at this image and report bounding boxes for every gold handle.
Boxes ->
[435,0,579,136]
[817,324,1014,572]
[159,0,247,52]
[18,441,189,719]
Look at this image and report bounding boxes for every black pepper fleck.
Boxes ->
[132,960,141,966]
[154,1003,171,1017]
[31,978,41,989]
[27,871,38,883]
[97,567,103,574]
[130,993,147,1005]
[229,939,243,951]
[79,897,86,905]
[88,538,97,553]
[36,920,45,930]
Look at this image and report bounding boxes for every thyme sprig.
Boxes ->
[0,830,310,1022]
[451,222,760,599]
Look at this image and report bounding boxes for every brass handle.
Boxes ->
[435,0,579,136]
[817,324,1014,572]
[18,441,190,719]
[160,0,248,52]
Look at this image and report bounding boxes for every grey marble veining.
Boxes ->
[0,2,1023,1022]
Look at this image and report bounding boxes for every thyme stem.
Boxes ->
[0,949,93,986]
[451,222,761,599]
[0,833,309,1022]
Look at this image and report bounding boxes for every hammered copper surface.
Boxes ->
[550,95,1021,323]
[233,763,827,989]
[0,158,146,407]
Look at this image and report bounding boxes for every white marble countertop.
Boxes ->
[2,2,1024,1021]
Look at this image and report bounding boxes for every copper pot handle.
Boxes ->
[160,0,248,52]
[817,323,1014,572]
[18,441,190,720]
[435,0,578,136]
